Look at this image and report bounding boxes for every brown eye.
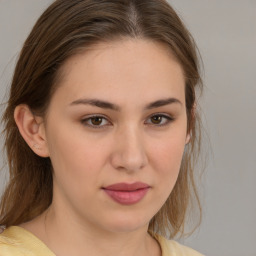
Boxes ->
[81,115,110,128]
[91,117,103,125]
[145,114,173,126]
[151,115,162,124]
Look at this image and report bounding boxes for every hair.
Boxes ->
[0,0,202,238]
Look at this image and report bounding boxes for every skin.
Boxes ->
[15,39,189,256]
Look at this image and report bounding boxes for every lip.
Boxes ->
[102,182,150,205]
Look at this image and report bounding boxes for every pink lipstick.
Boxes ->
[103,182,150,205]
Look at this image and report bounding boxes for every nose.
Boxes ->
[110,125,148,172]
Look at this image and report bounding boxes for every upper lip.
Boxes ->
[103,182,150,191]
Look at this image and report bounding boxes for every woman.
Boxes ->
[0,0,203,255]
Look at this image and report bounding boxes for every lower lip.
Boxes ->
[103,188,149,205]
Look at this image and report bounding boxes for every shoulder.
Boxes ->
[0,226,55,256]
[0,226,26,256]
[154,233,204,256]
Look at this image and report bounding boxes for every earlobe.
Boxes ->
[14,104,49,157]
[185,132,191,144]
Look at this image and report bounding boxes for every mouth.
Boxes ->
[102,182,150,205]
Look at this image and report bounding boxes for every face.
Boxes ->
[42,39,189,233]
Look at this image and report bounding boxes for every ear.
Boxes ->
[14,104,49,157]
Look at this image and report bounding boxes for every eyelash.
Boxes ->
[146,113,174,126]
[81,113,174,129]
[81,115,111,129]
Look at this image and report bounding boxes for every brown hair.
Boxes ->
[0,0,202,238]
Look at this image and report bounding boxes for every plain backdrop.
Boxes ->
[0,1,255,256]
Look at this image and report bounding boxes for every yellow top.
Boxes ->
[0,226,204,256]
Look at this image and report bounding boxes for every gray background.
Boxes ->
[0,1,255,256]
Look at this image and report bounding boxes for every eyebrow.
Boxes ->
[145,98,182,109]
[70,98,120,111]
[69,97,182,111]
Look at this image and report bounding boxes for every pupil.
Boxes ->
[152,116,162,124]
[92,117,102,125]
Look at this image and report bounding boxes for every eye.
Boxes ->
[81,115,111,128]
[145,114,173,126]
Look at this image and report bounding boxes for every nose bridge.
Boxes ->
[111,123,148,172]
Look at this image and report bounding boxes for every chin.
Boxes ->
[101,212,151,233]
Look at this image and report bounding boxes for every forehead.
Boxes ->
[52,39,185,107]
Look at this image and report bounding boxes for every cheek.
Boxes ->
[150,134,186,184]
[46,126,107,188]
[146,134,186,216]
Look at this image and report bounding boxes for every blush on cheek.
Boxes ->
[158,142,185,178]
[159,140,185,162]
